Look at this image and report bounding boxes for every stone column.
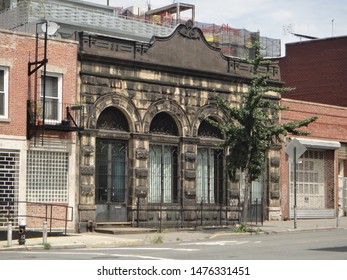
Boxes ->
[181,137,199,224]
[268,146,282,221]
[131,133,151,224]
[78,131,97,232]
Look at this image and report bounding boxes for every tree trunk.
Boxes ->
[242,169,252,224]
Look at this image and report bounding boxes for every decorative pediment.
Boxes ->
[79,21,280,81]
[177,20,201,40]
[146,21,229,73]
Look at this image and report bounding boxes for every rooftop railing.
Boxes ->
[0,1,174,40]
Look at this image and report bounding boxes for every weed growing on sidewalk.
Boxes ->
[152,234,164,244]
[233,223,261,234]
[41,243,51,250]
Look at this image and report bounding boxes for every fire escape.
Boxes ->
[27,21,83,144]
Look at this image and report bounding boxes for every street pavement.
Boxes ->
[1,217,346,251]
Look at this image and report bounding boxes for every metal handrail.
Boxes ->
[0,201,73,235]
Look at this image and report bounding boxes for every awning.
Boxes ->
[295,137,341,150]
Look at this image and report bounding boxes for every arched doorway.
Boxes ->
[95,107,129,222]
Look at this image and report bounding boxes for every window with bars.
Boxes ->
[196,148,224,204]
[0,66,8,118]
[0,150,20,226]
[0,150,19,202]
[95,139,127,203]
[148,145,179,203]
[26,150,68,202]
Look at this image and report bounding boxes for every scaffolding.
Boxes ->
[0,0,174,40]
[0,0,281,58]
[197,22,281,58]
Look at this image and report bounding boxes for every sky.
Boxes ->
[88,0,347,55]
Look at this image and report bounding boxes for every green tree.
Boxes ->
[210,42,317,223]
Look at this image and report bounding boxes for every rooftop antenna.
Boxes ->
[332,19,334,36]
[283,24,293,36]
[283,24,318,41]
[147,0,151,10]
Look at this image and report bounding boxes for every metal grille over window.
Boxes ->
[196,149,224,204]
[96,107,129,131]
[95,139,127,203]
[149,145,179,203]
[0,150,20,226]
[26,150,68,202]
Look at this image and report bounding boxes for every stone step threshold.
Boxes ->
[95,227,157,235]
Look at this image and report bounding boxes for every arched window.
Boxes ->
[96,107,129,131]
[148,112,179,204]
[150,112,178,136]
[197,117,224,204]
[198,118,223,139]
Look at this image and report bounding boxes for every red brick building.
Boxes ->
[279,37,347,219]
[280,36,347,106]
[0,28,80,231]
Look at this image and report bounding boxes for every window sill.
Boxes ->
[0,117,10,123]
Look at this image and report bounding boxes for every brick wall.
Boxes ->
[279,36,347,106]
[281,99,347,142]
[26,202,71,229]
[280,99,346,218]
[0,29,78,137]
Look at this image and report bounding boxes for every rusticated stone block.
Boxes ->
[185,170,196,180]
[81,184,94,196]
[135,187,147,198]
[184,211,196,221]
[270,173,280,183]
[135,148,149,160]
[230,190,240,199]
[184,152,196,162]
[82,145,94,156]
[271,191,280,199]
[80,165,95,176]
[184,189,196,199]
[270,157,280,167]
[135,168,148,178]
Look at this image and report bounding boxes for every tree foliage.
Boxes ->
[210,41,318,182]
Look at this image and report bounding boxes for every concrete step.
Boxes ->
[94,226,157,235]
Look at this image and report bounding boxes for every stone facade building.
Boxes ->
[77,21,283,230]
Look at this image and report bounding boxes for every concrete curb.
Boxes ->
[0,243,86,251]
[1,223,346,252]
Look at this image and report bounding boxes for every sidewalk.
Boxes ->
[1,217,346,251]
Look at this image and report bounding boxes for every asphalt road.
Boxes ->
[1,229,347,260]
